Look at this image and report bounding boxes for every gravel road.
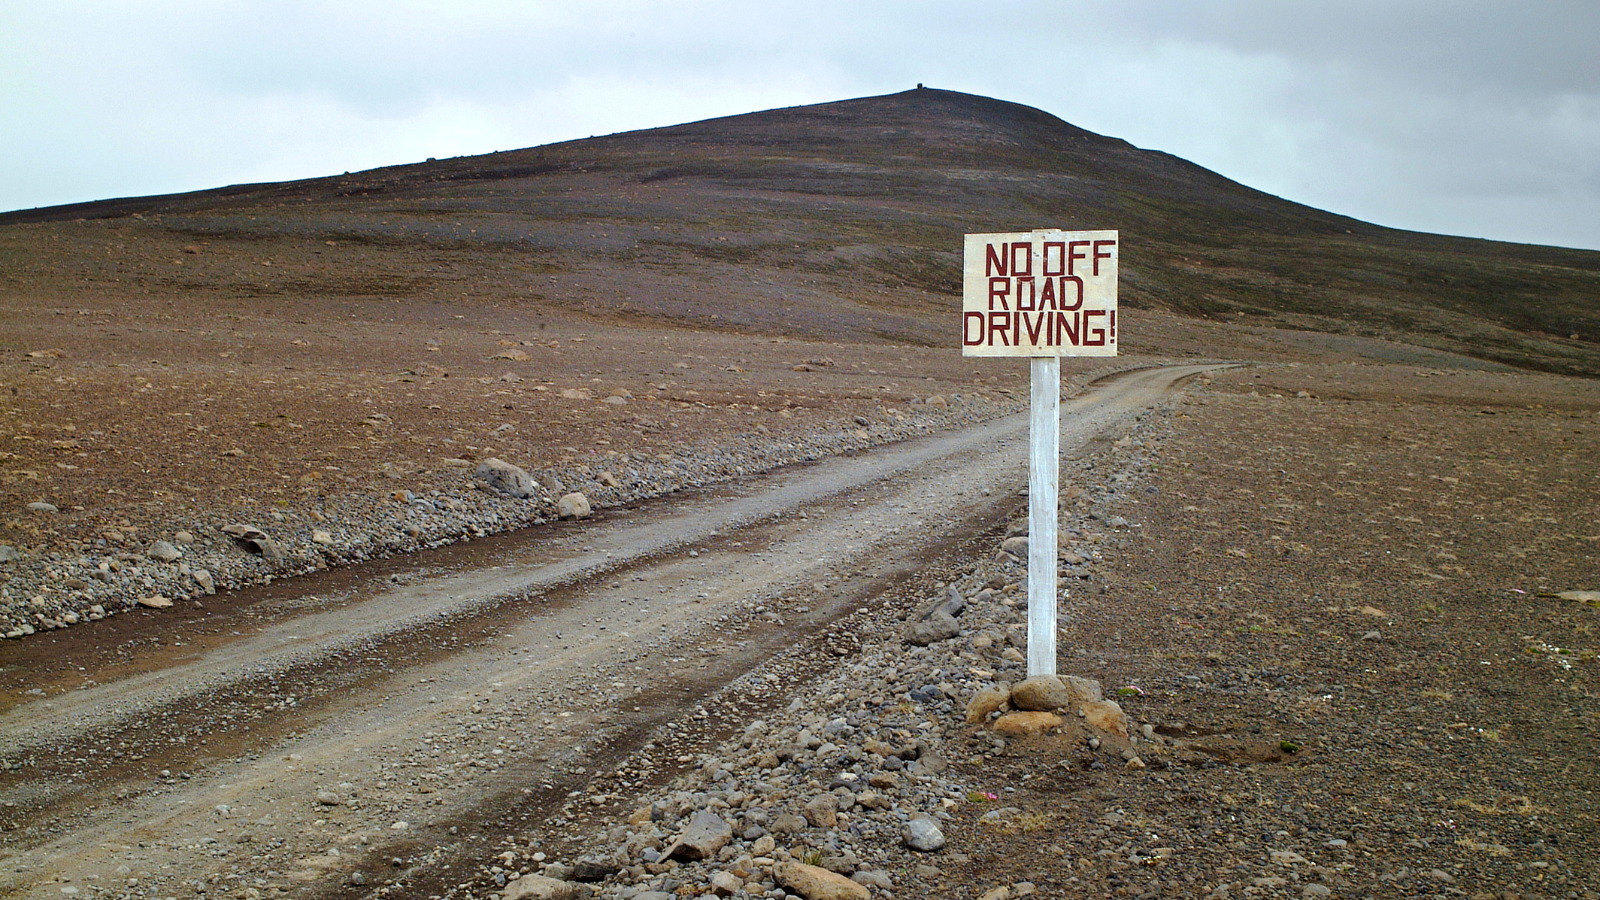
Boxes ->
[0,365,1219,900]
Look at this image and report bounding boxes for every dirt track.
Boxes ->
[0,365,1217,899]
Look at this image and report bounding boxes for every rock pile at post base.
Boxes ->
[455,485,1172,900]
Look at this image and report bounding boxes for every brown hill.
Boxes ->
[5,87,1597,375]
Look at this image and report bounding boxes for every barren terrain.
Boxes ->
[1,89,1597,900]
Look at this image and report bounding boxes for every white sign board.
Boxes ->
[961,229,1118,357]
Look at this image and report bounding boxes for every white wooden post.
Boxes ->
[962,228,1116,680]
[1027,355,1060,678]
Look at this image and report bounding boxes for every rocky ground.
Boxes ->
[3,217,1598,900]
[433,363,1599,900]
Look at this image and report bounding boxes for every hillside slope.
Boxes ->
[4,87,1597,375]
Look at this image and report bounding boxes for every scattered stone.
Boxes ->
[475,458,535,499]
[137,595,173,609]
[773,861,870,900]
[992,711,1063,736]
[501,872,592,900]
[965,682,1011,722]
[193,569,216,594]
[851,870,893,891]
[221,524,284,563]
[1556,589,1600,607]
[313,530,334,545]
[664,810,731,861]
[26,501,59,514]
[1079,699,1132,739]
[708,870,743,896]
[0,546,19,564]
[804,794,840,828]
[557,492,592,519]
[902,814,946,852]
[906,609,959,645]
[1000,535,1030,558]
[147,540,182,563]
[173,530,195,544]
[571,855,621,882]
[1362,630,1382,641]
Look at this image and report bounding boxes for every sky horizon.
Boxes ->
[4,2,1598,251]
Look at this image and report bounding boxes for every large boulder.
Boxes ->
[476,458,534,498]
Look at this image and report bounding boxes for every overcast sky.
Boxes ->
[4,1,1598,250]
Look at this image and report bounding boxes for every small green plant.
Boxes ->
[1279,740,1301,754]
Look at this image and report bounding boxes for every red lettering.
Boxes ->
[1021,311,1048,345]
[1015,276,1037,311]
[985,243,1008,277]
[988,311,1011,346]
[1058,311,1080,345]
[988,277,1010,310]
[1042,241,1066,276]
[1039,277,1057,310]
[1109,310,1116,343]
[1084,309,1107,345]
[1068,241,1089,276]
[1011,242,1033,277]
[1092,239,1116,276]
[963,311,986,345]
[1060,276,1083,311]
